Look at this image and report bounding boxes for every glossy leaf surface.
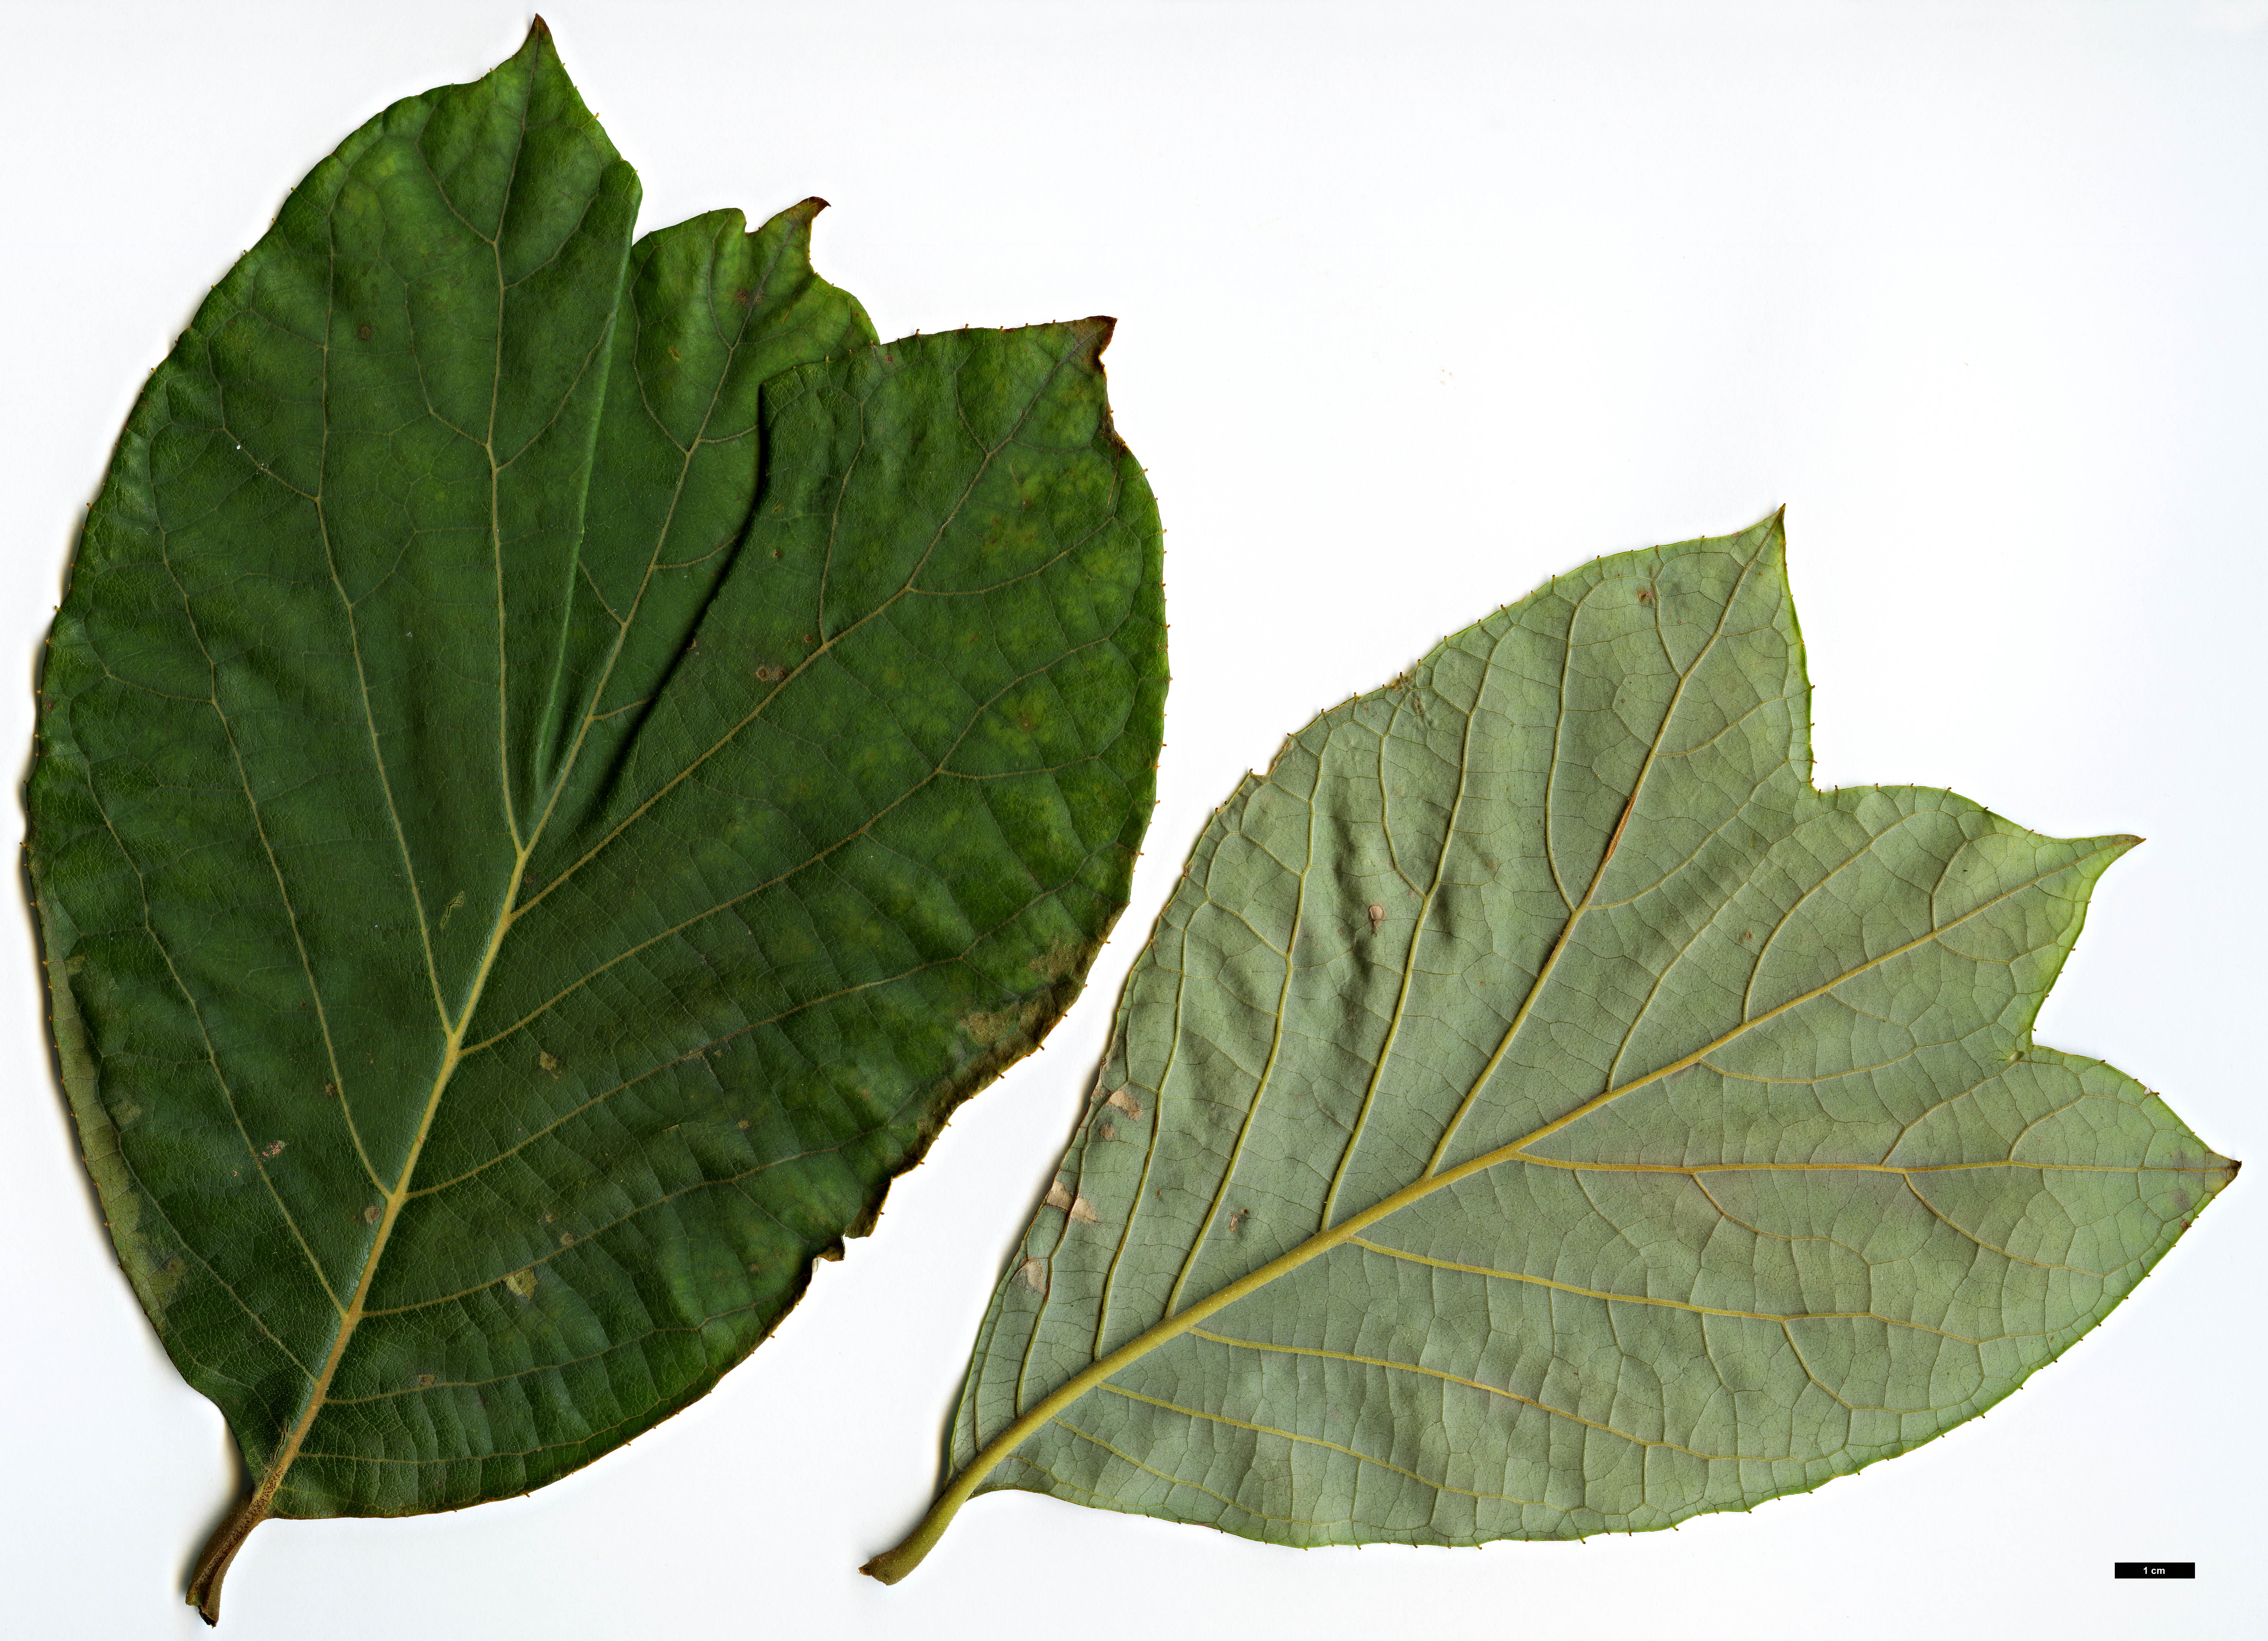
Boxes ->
[870,514,2232,1579]
[27,26,1164,1616]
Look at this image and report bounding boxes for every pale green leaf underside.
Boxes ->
[941,515,2232,1551]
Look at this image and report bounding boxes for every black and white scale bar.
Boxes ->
[2113,1563,2196,1579]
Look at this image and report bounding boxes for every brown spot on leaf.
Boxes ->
[362,1204,381,1224]
[415,1373,436,1389]
[356,322,372,341]
[962,996,1045,1050]
[260,1140,286,1160]
[1100,1121,1117,1141]
[1227,1208,1248,1234]
[538,1050,561,1075]
[1106,1087,1144,1120]
[1019,1256,1047,1293]
[1042,1183,1099,1223]
[503,1268,538,1300]
[1367,903,1385,934]
[732,288,751,307]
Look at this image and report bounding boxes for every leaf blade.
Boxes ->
[877,513,2233,1578]
[29,26,1164,1617]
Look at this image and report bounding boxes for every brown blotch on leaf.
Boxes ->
[1019,1256,1048,1294]
[1637,585,1656,604]
[1106,1087,1144,1120]
[503,1268,538,1300]
[538,1050,561,1074]
[1100,1121,1116,1141]
[963,996,1044,1050]
[1042,1181,1100,1223]
[415,1373,436,1389]
[361,1204,380,1224]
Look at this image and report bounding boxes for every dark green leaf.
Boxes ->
[28,25,1164,1618]
[868,514,2232,1581]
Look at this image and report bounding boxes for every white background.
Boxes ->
[1,2,2260,1636]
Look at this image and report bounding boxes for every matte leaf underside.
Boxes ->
[27,26,1164,1616]
[869,514,2234,1579]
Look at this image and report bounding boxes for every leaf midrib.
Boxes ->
[189,76,649,1547]
[222,80,561,1542]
